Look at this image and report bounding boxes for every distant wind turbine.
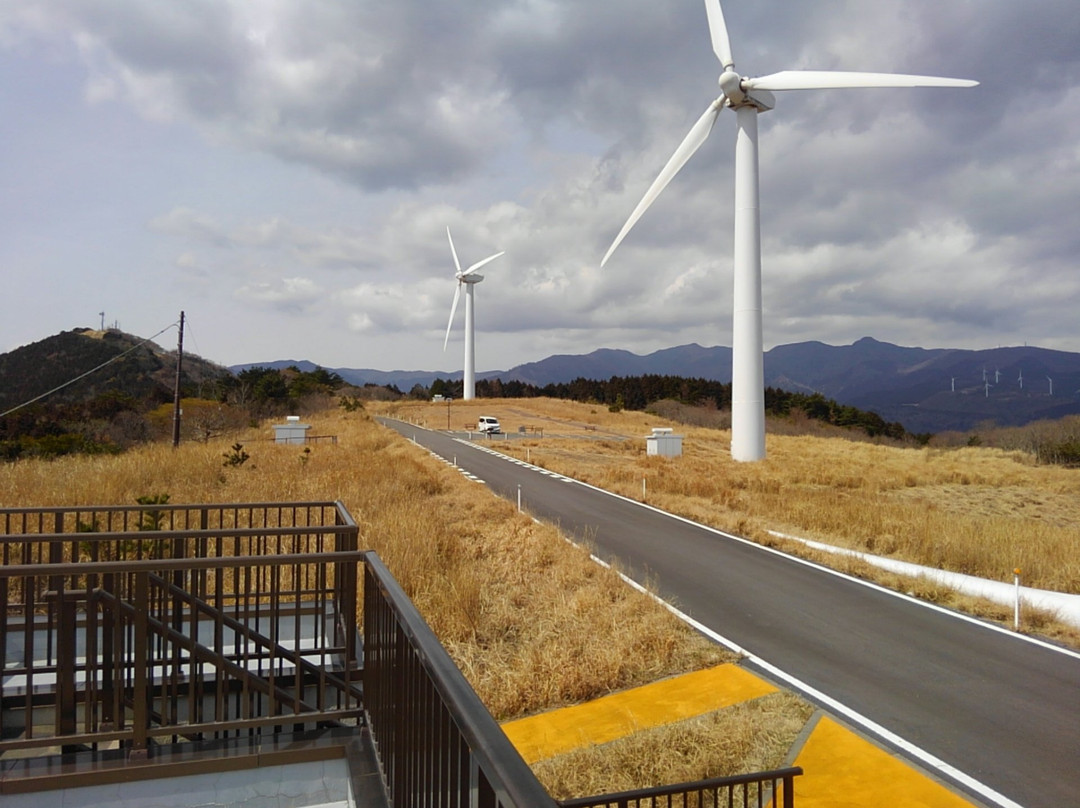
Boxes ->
[994,369,1001,384]
[951,376,956,393]
[985,381,991,398]
[442,227,505,401]
[1018,370,1024,390]
[600,0,977,461]
[1047,376,1053,396]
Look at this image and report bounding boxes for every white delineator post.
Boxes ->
[1014,567,1022,630]
[731,104,765,462]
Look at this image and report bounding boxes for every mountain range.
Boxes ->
[231,337,1080,434]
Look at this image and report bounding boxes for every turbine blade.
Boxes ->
[462,250,506,276]
[745,70,978,91]
[602,99,724,267]
[704,0,734,70]
[443,283,461,350]
[446,226,463,275]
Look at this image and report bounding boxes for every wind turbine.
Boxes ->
[601,0,977,461]
[442,227,504,401]
[1047,376,1053,396]
[1018,370,1024,390]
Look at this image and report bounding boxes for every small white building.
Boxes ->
[646,427,683,457]
[273,415,311,444]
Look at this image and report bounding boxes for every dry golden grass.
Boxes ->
[1,404,818,796]
[376,397,1080,645]
[531,692,813,800]
[0,408,730,721]
[15,394,1076,795]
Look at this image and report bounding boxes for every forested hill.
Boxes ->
[0,328,228,411]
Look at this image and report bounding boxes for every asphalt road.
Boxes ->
[380,420,1080,808]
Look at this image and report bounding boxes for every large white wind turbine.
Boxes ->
[443,226,504,400]
[602,0,977,461]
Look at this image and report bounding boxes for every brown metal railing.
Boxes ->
[0,502,362,760]
[557,767,803,808]
[3,502,801,808]
[363,552,560,808]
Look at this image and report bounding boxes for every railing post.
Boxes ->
[130,570,149,760]
[783,770,796,808]
[56,586,78,747]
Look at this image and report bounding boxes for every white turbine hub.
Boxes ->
[718,70,745,104]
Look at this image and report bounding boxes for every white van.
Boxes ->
[477,416,501,434]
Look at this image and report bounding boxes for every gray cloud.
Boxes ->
[1,0,1077,370]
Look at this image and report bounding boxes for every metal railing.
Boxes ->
[0,502,362,760]
[363,552,560,808]
[558,768,803,808]
[3,502,801,808]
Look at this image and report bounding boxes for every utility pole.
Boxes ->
[172,311,185,448]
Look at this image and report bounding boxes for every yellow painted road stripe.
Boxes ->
[791,716,978,808]
[502,664,777,764]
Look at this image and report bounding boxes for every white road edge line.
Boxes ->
[395,419,1050,808]
[588,550,1022,808]
[561,460,1080,660]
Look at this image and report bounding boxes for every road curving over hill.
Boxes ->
[379,419,1080,808]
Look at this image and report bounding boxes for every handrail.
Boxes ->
[558,766,803,808]
[363,550,559,808]
[0,500,351,516]
[0,551,365,577]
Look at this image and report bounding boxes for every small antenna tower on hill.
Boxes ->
[99,311,105,330]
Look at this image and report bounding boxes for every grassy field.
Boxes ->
[378,397,1080,644]
[1,404,809,796]
[5,395,1077,795]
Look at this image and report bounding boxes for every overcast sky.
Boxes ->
[2,1,1077,373]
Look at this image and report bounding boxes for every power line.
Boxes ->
[0,322,180,419]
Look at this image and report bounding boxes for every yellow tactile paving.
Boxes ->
[501,664,777,764]
[791,715,978,808]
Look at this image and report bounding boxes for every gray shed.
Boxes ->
[646,427,683,457]
[273,415,311,445]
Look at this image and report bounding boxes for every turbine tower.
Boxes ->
[442,227,504,400]
[601,0,976,461]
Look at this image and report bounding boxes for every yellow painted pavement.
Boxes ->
[501,664,777,764]
[501,666,980,808]
[790,716,978,808]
